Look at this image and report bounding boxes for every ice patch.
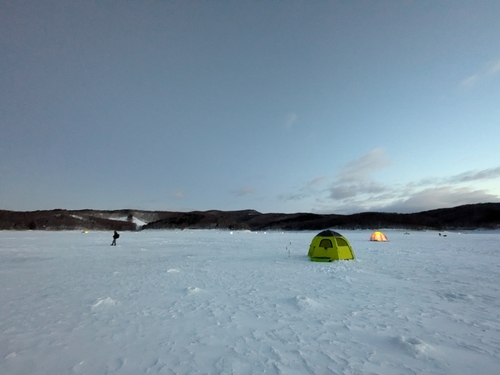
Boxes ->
[167,269,180,273]
[187,286,202,294]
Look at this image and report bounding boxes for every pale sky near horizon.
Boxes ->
[1,0,499,214]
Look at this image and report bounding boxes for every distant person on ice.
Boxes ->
[111,231,119,246]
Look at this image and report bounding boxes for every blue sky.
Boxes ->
[1,0,499,214]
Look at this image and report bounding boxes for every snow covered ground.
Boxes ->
[1,229,499,375]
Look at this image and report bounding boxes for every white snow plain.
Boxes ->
[1,229,499,375]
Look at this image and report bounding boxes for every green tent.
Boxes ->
[307,230,355,262]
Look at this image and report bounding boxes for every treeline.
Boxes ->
[1,203,499,231]
[141,203,500,231]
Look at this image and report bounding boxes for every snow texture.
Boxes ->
[1,229,499,375]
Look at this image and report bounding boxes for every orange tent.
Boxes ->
[370,231,388,242]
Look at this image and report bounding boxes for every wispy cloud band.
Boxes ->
[279,149,500,214]
[461,58,500,87]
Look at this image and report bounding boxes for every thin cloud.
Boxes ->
[460,75,478,87]
[337,148,390,183]
[278,148,500,214]
[329,181,387,200]
[336,165,500,213]
[230,186,256,197]
[171,189,185,199]
[461,58,500,87]
[327,148,391,201]
[487,59,500,75]
[403,166,500,191]
[307,176,326,187]
[449,166,500,183]
[285,112,298,128]
[278,149,392,210]
[382,187,499,213]
[279,192,309,202]
[316,185,500,215]
[279,176,327,202]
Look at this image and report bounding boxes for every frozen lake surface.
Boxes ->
[1,229,499,374]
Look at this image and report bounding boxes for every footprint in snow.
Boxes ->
[186,286,203,294]
[439,291,474,302]
[393,336,433,358]
[291,295,321,310]
[91,297,120,310]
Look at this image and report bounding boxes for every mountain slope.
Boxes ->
[1,203,499,231]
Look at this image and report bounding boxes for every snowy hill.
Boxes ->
[1,203,500,231]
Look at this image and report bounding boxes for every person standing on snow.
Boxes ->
[111,231,119,246]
